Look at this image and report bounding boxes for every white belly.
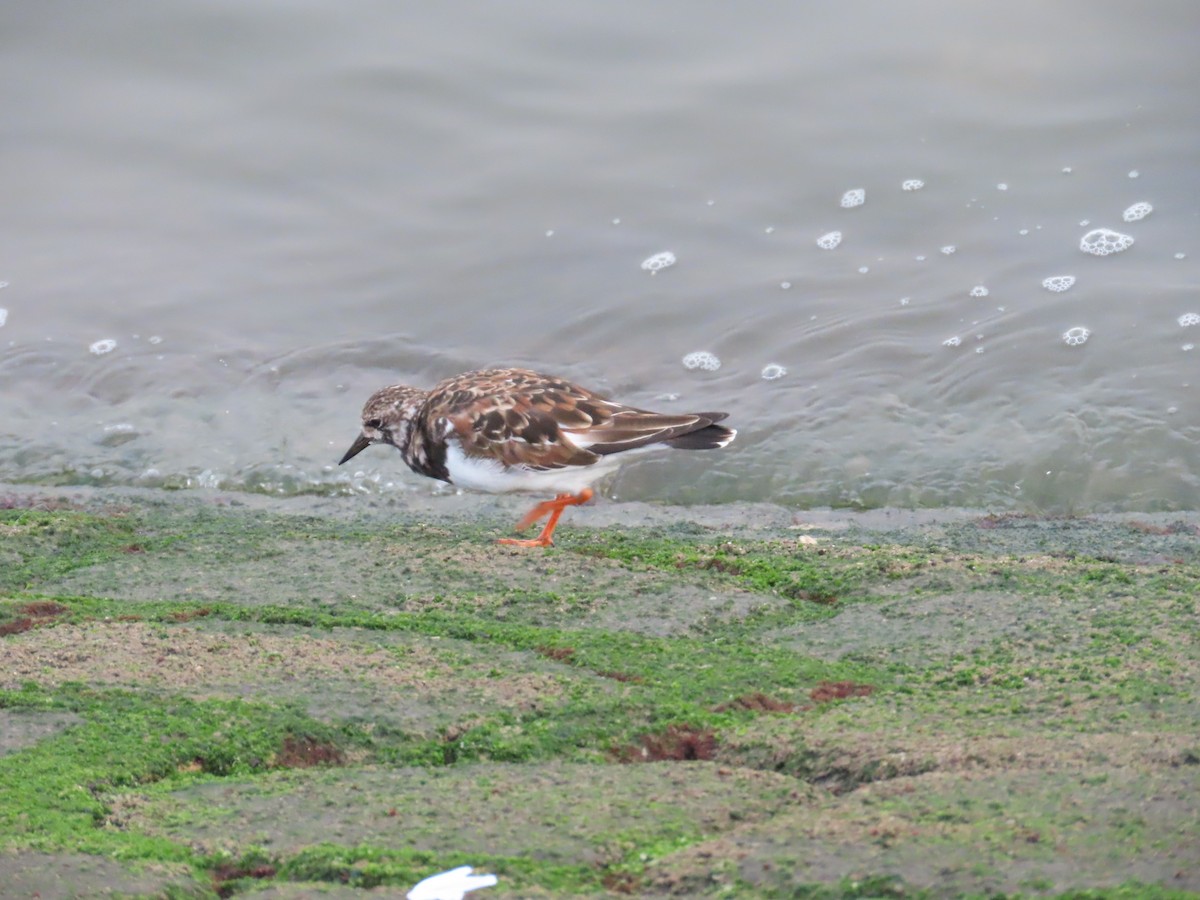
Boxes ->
[443,440,629,495]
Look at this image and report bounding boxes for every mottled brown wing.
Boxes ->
[426,368,602,471]
[426,368,727,469]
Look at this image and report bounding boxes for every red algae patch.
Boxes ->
[0,600,71,637]
[615,725,718,763]
[713,692,799,713]
[276,734,347,769]
[809,681,874,703]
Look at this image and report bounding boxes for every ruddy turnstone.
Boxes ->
[339,367,736,547]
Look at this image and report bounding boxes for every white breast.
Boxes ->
[443,440,631,495]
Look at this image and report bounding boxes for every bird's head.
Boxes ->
[338,385,426,465]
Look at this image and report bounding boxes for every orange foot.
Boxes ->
[497,488,593,548]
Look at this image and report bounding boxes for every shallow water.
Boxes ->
[1,1,1197,509]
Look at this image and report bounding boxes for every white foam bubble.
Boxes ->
[641,251,676,273]
[1062,166,1073,174]
[942,336,961,347]
[681,351,720,371]
[0,308,6,328]
[545,229,555,237]
[940,245,956,255]
[1178,313,1200,328]
[816,231,842,250]
[969,286,989,297]
[1175,253,1188,260]
[1080,228,1134,256]
[1184,344,1195,352]
[764,226,775,234]
[89,338,117,355]
[899,297,910,306]
[1062,326,1090,347]
[611,218,621,225]
[760,363,786,380]
[1042,275,1076,293]
[1128,169,1140,178]
[840,188,865,208]
[780,281,791,289]
[901,179,925,191]
[1122,202,1153,222]
[997,183,1009,191]
[148,335,163,344]
[858,266,870,274]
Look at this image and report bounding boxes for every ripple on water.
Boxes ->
[1080,228,1134,256]
[681,351,720,371]
[641,251,676,273]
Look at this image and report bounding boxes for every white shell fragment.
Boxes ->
[407,866,498,900]
[1080,228,1134,256]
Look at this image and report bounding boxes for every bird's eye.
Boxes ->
[365,418,383,429]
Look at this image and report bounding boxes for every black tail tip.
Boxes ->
[666,423,736,450]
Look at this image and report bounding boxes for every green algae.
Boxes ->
[0,492,1198,897]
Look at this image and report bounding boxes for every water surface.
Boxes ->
[1,1,1197,509]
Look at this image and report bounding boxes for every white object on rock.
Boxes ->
[408,866,498,900]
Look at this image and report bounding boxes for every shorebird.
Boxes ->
[339,367,735,546]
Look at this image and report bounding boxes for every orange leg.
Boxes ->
[498,488,593,548]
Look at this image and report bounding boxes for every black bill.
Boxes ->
[338,433,372,465]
